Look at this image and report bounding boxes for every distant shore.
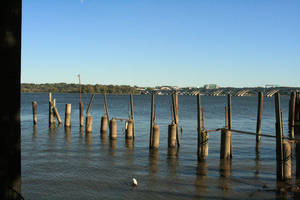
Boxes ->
[21,83,299,96]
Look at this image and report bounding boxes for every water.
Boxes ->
[21,93,296,199]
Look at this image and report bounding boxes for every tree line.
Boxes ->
[21,83,140,94]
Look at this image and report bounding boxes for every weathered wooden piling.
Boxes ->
[227,94,232,130]
[130,94,135,138]
[126,119,134,139]
[79,101,84,127]
[149,94,155,147]
[109,118,117,139]
[64,104,72,127]
[168,123,177,148]
[49,93,55,127]
[274,92,283,181]
[100,115,108,132]
[152,124,160,149]
[85,115,93,133]
[53,104,62,124]
[78,74,84,127]
[256,92,263,142]
[172,93,180,146]
[220,129,232,160]
[104,93,110,131]
[32,101,37,125]
[198,130,209,161]
[282,140,292,180]
[197,93,208,160]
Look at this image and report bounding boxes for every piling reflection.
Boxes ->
[195,161,208,196]
[167,148,179,177]
[255,142,261,177]
[109,139,117,156]
[48,126,57,142]
[218,159,232,195]
[100,131,107,145]
[149,149,159,176]
[85,132,92,149]
[32,125,37,140]
[125,139,134,150]
[65,127,71,143]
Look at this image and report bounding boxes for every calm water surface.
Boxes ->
[21,93,297,199]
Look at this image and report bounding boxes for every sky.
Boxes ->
[21,0,300,88]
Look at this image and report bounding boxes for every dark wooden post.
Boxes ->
[79,101,84,127]
[130,94,135,138]
[275,92,283,181]
[197,94,202,158]
[172,93,180,146]
[149,94,155,148]
[227,94,232,130]
[49,93,55,127]
[104,93,110,131]
[32,101,37,125]
[256,92,263,142]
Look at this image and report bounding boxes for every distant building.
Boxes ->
[204,84,219,89]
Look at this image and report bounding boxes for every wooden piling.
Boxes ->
[79,101,84,127]
[64,104,72,127]
[289,91,296,128]
[130,94,135,138]
[225,105,228,129]
[227,94,232,130]
[220,129,232,160]
[274,92,283,181]
[149,94,155,147]
[168,123,177,148]
[100,115,108,133]
[197,94,202,158]
[256,92,263,142]
[282,140,292,180]
[53,104,62,124]
[85,115,93,133]
[32,101,37,125]
[49,93,55,127]
[152,124,160,149]
[198,130,209,161]
[126,119,134,139]
[104,93,110,131]
[172,93,180,146]
[109,118,117,140]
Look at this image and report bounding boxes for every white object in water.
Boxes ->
[132,178,138,186]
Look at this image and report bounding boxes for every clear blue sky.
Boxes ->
[21,0,300,87]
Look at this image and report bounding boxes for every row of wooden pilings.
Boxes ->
[32,91,300,182]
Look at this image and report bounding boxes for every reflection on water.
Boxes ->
[149,149,159,176]
[65,127,71,143]
[100,131,107,145]
[255,142,261,177]
[195,161,208,196]
[125,139,134,150]
[85,132,92,146]
[32,125,37,139]
[167,148,179,177]
[109,139,117,156]
[219,159,232,196]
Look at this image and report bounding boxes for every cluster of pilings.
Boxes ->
[32,91,300,183]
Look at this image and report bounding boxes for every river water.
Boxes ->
[21,93,297,199]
